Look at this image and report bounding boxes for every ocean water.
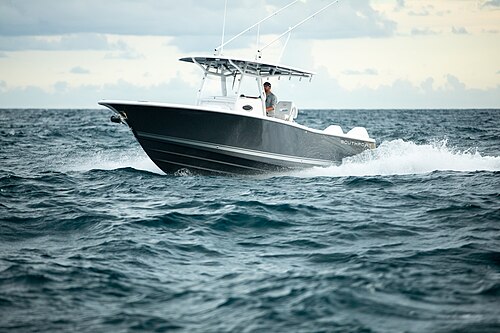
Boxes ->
[1,108,499,332]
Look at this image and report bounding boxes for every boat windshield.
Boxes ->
[198,72,260,99]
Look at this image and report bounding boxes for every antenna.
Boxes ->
[214,0,301,55]
[258,0,340,58]
[218,0,229,56]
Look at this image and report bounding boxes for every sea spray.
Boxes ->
[57,148,163,174]
[57,138,500,178]
[292,139,500,178]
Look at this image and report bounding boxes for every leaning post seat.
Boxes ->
[275,101,298,121]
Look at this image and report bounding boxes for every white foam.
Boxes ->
[59,149,164,174]
[291,139,500,178]
[57,139,499,178]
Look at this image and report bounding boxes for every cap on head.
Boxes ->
[264,82,271,87]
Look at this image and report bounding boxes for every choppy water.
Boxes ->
[1,108,499,332]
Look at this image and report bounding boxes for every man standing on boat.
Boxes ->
[264,82,277,117]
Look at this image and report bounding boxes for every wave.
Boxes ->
[58,149,163,174]
[292,139,500,178]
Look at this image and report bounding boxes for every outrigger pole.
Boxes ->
[257,0,341,58]
[219,0,229,55]
[214,0,302,56]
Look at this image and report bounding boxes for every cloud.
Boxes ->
[452,26,468,35]
[444,74,466,91]
[270,0,397,40]
[2,71,499,109]
[0,1,396,43]
[364,75,500,109]
[411,27,439,36]
[0,77,197,109]
[54,81,69,92]
[70,66,90,74]
[0,34,129,51]
[104,51,145,60]
[276,68,500,109]
[404,4,450,17]
[408,9,431,16]
[0,1,225,37]
[480,0,500,8]
[342,68,378,76]
[435,10,452,17]
[0,1,397,55]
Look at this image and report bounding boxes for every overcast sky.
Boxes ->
[0,0,499,109]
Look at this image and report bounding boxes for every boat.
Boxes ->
[99,1,376,175]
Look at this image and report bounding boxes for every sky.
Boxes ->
[0,0,499,109]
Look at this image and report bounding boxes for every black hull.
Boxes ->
[100,102,375,175]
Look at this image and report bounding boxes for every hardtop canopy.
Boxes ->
[180,56,315,80]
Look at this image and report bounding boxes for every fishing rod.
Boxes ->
[219,0,229,55]
[257,0,341,58]
[214,0,302,55]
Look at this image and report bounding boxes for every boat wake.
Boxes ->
[58,140,499,178]
[291,139,500,178]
